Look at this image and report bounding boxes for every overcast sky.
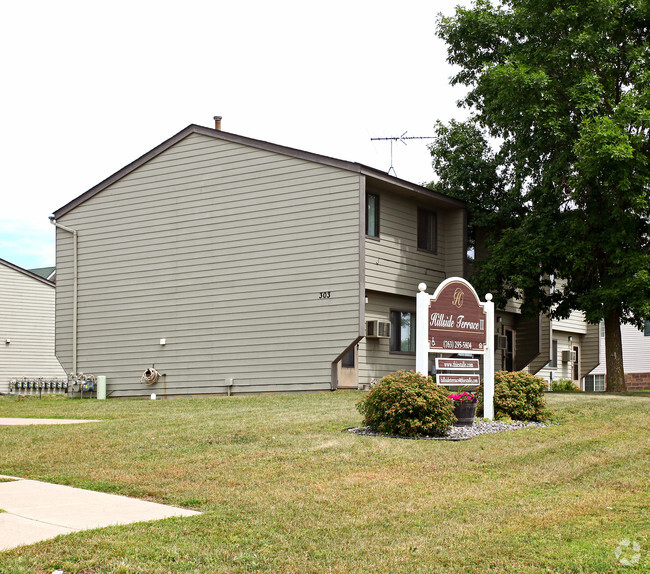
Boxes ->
[1,0,468,270]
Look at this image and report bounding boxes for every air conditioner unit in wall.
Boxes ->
[496,335,508,350]
[366,320,391,339]
[561,350,577,362]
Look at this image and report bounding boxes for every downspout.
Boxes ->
[49,216,78,375]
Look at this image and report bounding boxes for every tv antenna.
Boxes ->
[371,131,434,176]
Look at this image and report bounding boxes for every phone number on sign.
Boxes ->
[440,340,482,350]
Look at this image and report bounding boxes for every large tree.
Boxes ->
[429,0,650,391]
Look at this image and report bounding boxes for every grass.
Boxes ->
[0,392,648,573]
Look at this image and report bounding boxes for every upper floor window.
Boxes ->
[366,192,380,238]
[645,321,650,336]
[417,208,437,253]
[390,310,416,353]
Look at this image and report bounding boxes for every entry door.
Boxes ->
[572,345,580,382]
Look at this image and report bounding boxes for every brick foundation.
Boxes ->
[626,372,650,391]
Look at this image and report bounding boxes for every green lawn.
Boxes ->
[0,392,648,573]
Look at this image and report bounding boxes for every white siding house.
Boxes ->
[587,322,650,390]
[0,258,66,393]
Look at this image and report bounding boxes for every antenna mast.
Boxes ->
[370,131,434,176]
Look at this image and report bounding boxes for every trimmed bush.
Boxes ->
[479,370,549,422]
[551,378,582,392]
[356,370,456,437]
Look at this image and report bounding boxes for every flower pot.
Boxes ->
[453,401,477,427]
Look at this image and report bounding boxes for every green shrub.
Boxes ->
[356,370,456,437]
[479,370,549,422]
[551,378,582,392]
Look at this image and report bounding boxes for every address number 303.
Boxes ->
[319,292,331,299]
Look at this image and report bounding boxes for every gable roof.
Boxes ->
[0,258,55,287]
[52,124,464,219]
[29,266,56,281]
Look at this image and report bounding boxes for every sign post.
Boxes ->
[416,279,494,420]
[483,293,495,420]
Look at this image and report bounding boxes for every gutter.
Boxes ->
[49,216,78,375]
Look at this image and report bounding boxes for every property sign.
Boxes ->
[427,280,487,353]
[437,374,482,386]
[435,358,480,371]
[416,278,495,419]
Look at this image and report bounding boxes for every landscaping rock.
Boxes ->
[347,419,549,441]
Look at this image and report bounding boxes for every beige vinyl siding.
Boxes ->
[442,209,466,278]
[552,311,588,335]
[581,322,600,377]
[514,315,542,372]
[504,298,523,314]
[358,290,417,384]
[592,322,649,375]
[0,264,66,392]
[534,311,596,384]
[526,315,552,374]
[55,133,361,396]
[364,191,465,297]
[536,327,596,383]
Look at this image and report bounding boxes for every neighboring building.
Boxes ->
[536,310,600,388]
[29,266,56,282]
[586,321,650,391]
[533,310,650,391]
[464,263,599,384]
[0,258,66,393]
[51,123,467,397]
[493,300,553,376]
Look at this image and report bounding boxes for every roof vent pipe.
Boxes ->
[213,116,222,130]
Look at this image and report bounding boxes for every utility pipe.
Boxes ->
[49,216,78,375]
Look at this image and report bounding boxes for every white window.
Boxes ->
[584,374,605,392]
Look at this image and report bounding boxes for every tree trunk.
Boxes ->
[604,310,626,392]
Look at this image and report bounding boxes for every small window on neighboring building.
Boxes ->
[390,310,416,353]
[366,192,380,238]
[600,321,605,338]
[550,339,558,368]
[417,208,437,253]
[645,321,650,336]
[584,374,605,392]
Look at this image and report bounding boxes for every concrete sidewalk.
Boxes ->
[0,417,100,426]
[0,476,201,551]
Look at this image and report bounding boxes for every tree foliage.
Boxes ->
[430,0,650,390]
